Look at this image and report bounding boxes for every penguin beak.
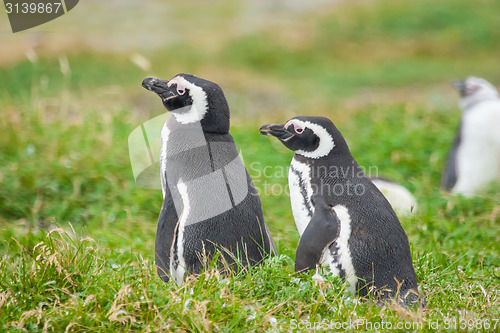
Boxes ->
[142,77,177,102]
[452,79,467,97]
[259,124,294,141]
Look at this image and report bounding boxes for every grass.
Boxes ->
[1,0,499,331]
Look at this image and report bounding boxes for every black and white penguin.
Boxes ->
[441,76,500,196]
[260,116,421,305]
[142,73,276,285]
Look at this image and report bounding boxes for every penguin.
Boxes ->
[369,177,418,216]
[260,116,421,306]
[142,73,276,285]
[441,77,500,196]
[295,194,340,273]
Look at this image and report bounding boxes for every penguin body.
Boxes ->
[143,74,276,284]
[442,77,500,196]
[261,117,420,305]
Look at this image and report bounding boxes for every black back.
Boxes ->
[170,126,274,277]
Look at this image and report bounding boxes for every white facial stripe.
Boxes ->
[163,94,177,102]
[169,76,208,124]
[292,120,335,159]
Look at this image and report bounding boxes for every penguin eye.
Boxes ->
[168,79,186,95]
[285,120,305,135]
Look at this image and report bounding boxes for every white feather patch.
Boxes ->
[289,157,314,235]
[459,76,499,110]
[453,98,500,196]
[321,204,357,294]
[171,181,189,286]
[160,121,170,199]
[370,178,418,215]
[292,120,335,159]
[169,76,209,124]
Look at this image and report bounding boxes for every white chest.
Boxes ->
[320,204,357,294]
[288,158,314,235]
[453,101,500,195]
[159,122,170,199]
[170,181,189,286]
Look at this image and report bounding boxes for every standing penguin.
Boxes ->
[142,73,276,285]
[260,116,420,305]
[441,77,500,196]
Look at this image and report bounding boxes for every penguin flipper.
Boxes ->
[295,194,341,273]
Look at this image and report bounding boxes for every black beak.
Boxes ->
[142,77,176,101]
[259,123,294,141]
[452,79,467,97]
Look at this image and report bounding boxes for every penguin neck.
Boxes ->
[294,152,366,180]
[167,115,199,133]
[200,109,230,134]
[201,92,231,134]
[460,95,498,110]
[167,110,228,133]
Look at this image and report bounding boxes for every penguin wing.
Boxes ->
[155,180,181,282]
[295,196,341,273]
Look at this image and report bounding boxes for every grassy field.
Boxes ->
[1,0,499,331]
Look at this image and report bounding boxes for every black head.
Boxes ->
[260,116,350,159]
[142,73,230,133]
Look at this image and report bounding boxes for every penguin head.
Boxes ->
[260,116,349,159]
[453,76,499,109]
[142,73,230,133]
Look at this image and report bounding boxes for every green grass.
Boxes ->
[1,0,500,331]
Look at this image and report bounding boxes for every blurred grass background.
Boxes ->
[1,0,499,331]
